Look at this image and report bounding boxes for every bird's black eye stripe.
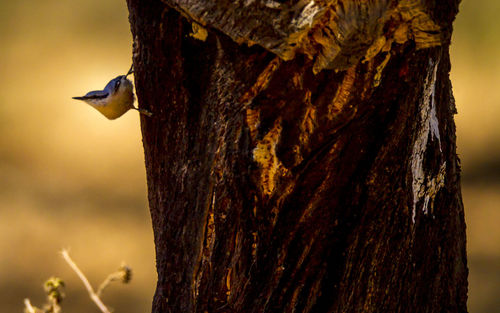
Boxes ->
[84,93,109,100]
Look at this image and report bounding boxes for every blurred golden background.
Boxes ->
[0,1,497,312]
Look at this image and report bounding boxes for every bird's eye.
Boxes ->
[114,79,121,92]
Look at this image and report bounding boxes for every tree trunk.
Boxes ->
[126,1,467,312]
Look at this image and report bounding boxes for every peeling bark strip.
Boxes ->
[126,0,467,312]
[161,0,444,72]
[410,57,446,223]
[252,117,286,196]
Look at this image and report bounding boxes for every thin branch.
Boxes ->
[51,299,62,313]
[23,299,36,313]
[97,263,132,297]
[61,250,111,313]
[96,272,121,297]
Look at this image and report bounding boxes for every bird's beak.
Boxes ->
[72,96,86,100]
[125,64,134,78]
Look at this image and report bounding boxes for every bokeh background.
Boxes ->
[0,0,497,312]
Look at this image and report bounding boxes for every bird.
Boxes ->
[72,65,151,120]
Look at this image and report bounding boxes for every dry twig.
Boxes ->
[23,299,37,313]
[61,250,111,313]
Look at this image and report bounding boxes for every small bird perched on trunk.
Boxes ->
[72,65,151,120]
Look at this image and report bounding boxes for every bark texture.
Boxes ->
[127,0,467,312]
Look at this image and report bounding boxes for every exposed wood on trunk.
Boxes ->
[126,0,467,312]
[160,0,444,72]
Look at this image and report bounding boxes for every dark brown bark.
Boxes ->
[126,1,467,312]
